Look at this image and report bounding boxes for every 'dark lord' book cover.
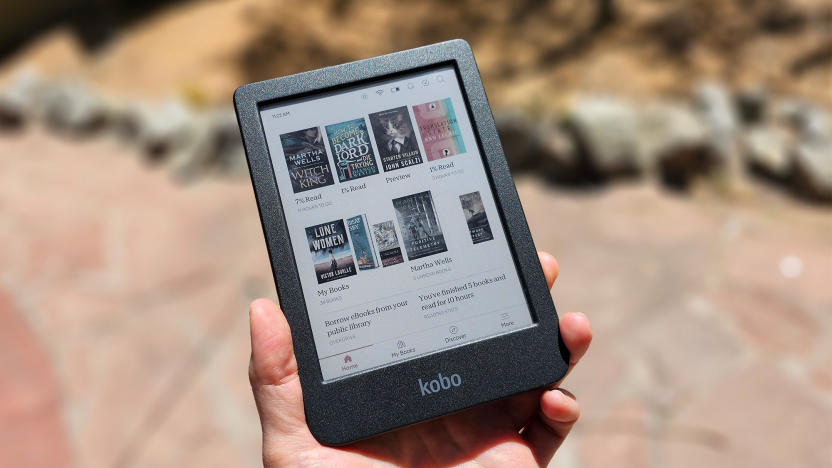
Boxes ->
[368,106,423,172]
[459,191,494,244]
[392,191,447,260]
[346,214,379,270]
[279,127,334,193]
[412,98,466,162]
[306,219,357,284]
[325,118,379,182]
[372,220,405,267]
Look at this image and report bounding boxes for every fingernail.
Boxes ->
[556,388,576,400]
[549,388,565,401]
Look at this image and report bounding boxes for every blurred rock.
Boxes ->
[637,102,712,189]
[796,106,830,140]
[168,114,214,182]
[135,99,192,160]
[0,70,42,129]
[743,125,793,179]
[792,139,832,201]
[774,100,831,139]
[107,99,145,142]
[495,111,542,170]
[695,82,746,190]
[496,111,581,182]
[0,89,25,129]
[735,85,768,125]
[169,109,246,181]
[696,82,738,135]
[564,97,718,187]
[537,122,580,183]
[40,81,108,136]
[637,103,709,163]
[565,97,640,176]
[209,109,248,177]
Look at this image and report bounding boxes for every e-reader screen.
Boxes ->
[259,65,534,381]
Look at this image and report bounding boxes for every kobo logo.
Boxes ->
[417,373,462,396]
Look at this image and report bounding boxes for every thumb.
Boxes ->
[249,298,317,450]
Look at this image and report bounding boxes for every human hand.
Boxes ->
[248,251,592,467]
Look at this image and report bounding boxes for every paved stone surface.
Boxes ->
[1,127,830,467]
[0,289,72,468]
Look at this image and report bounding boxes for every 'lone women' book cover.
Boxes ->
[325,118,379,182]
[305,219,357,284]
[346,214,379,270]
[368,106,423,172]
[392,191,447,260]
[371,220,405,267]
[412,98,466,161]
[279,127,334,193]
[459,191,494,244]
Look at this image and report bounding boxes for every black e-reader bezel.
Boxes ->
[234,39,569,446]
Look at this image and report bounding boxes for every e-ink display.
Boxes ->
[459,191,494,244]
[326,118,379,182]
[393,191,448,261]
[260,66,533,381]
[413,98,466,161]
[369,106,423,172]
[373,220,405,267]
[347,214,380,271]
[279,127,334,193]
[306,219,357,284]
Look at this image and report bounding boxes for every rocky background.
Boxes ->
[1,1,830,467]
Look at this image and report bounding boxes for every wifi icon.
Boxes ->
[375,89,384,96]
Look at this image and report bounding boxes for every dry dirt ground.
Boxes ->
[1,127,830,468]
[2,0,829,112]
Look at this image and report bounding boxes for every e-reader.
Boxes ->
[233,39,569,445]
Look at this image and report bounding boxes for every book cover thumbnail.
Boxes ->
[368,106,423,172]
[279,127,334,193]
[325,118,379,182]
[412,98,466,161]
[371,220,405,267]
[392,191,448,260]
[459,191,494,244]
[305,219,357,284]
[346,214,379,270]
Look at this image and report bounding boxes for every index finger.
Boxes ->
[538,251,559,289]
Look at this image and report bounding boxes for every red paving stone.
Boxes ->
[0,289,71,468]
[1,127,831,467]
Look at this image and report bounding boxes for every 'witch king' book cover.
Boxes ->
[279,127,334,193]
[392,191,447,260]
[371,220,405,267]
[305,219,357,284]
[346,214,379,270]
[368,106,423,172]
[412,98,466,162]
[459,191,494,244]
[325,118,379,182]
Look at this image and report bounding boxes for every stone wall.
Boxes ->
[2,71,830,203]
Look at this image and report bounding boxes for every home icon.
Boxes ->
[344,355,352,363]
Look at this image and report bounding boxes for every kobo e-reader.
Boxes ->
[234,39,569,445]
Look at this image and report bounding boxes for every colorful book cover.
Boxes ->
[412,98,466,161]
[279,127,334,193]
[325,118,379,182]
[368,106,423,172]
[371,220,405,267]
[305,219,357,284]
[459,191,494,244]
[346,214,379,270]
[392,191,447,260]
